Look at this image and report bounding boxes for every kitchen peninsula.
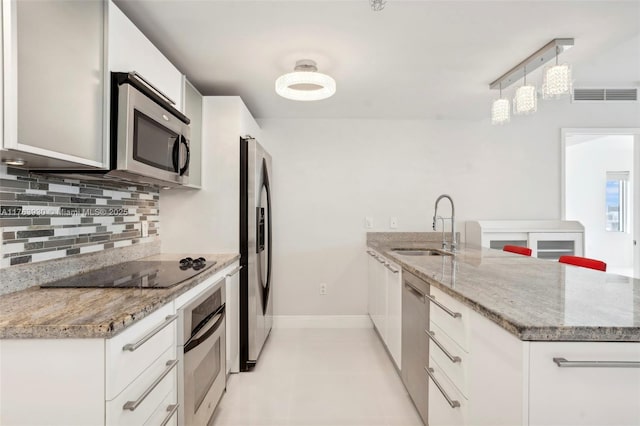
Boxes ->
[366,232,640,426]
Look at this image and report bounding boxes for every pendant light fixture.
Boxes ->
[275,59,336,101]
[489,38,574,123]
[513,67,537,115]
[491,83,510,125]
[542,46,572,99]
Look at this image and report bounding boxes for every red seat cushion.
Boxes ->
[503,245,532,256]
[558,255,607,272]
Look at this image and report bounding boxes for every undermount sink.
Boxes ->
[391,248,452,256]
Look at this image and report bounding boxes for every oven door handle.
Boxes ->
[184,304,225,354]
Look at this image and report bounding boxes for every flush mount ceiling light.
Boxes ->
[275,59,336,101]
[491,83,510,125]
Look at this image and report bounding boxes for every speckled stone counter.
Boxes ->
[0,253,239,339]
[367,232,640,342]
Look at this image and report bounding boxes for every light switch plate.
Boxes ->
[390,217,398,229]
[141,221,149,237]
[365,217,374,229]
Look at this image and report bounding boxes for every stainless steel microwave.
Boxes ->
[108,72,191,187]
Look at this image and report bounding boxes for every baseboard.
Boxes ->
[272,315,373,329]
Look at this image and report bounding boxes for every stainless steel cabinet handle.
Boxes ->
[160,404,179,426]
[425,367,460,408]
[426,330,461,363]
[366,250,376,256]
[387,265,400,273]
[375,256,386,264]
[426,294,462,319]
[123,314,178,352]
[553,357,640,368]
[226,265,243,277]
[123,359,178,411]
[404,282,425,303]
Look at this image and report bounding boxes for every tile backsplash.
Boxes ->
[0,166,160,268]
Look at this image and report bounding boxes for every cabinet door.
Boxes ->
[529,232,584,259]
[108,1,182,110]
[367,252,377,321]
[385,261,402,369]
[484,232,529,250]
[225,263,241,373]
[374,257,387,341]
[183,78,203,189]
[529,342,640,426]
[8,0,106,167]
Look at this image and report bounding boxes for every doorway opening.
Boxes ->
[562,128,640,278]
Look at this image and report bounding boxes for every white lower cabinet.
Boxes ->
[426,285,640,426]
[528,342,640,426]
[427,359,468,426]
[366,249,402,369]
[106,346,177,426]
[0,265,236,426]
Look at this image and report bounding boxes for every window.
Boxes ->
[606,171,629,232]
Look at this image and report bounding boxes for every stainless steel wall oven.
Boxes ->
[178,279,226,425]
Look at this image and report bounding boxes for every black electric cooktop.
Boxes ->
[40,258,216,289]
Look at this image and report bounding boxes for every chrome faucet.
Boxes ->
[433,194,456,252]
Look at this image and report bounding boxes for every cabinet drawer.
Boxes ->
[142,390,178,426]
[428,321,469,398]
[429,286,470,352]
[106,345,178,426]
[427,359,468,426]
[106,303,176,399]
[529,342,640,426]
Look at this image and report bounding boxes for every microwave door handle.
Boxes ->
[172,139,180,173]
[184,305,225,353]
[179,136,190,176]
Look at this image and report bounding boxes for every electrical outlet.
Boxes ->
[390,216,398,229]
[141,221,149,238]
[319,283,328,296]
[365,217,374,229]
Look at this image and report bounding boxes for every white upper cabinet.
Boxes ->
[182,78,202,189]
[108,1,183,112]
[2,0,108,169]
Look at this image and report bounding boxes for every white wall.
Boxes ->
[566,135,634,268]
[161,97,260,254]
[258,100,639,316]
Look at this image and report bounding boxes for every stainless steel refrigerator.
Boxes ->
[239,136,273,371]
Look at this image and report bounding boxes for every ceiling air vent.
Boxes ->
[573,88,638,102]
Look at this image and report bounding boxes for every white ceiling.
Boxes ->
[114,0,640,120]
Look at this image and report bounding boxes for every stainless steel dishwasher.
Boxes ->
[401,269,429,425]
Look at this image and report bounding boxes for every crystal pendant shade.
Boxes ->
[491,98,510,125]
[542,63,572,99]
[513,85,537,115]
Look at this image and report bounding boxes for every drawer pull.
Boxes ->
[123,314,178,352]
[123,359,178,411]
[426,294,462,319]
[160,404,179,426]
[426,330,461,364]
[425,367,461,408]
[385,263,399,273]
[553,357,640,368]
[226,265,243,277]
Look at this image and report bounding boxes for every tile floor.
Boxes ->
[210,328,424,426]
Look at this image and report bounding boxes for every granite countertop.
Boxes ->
[0,253,239,339]
[367,235,640,342]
